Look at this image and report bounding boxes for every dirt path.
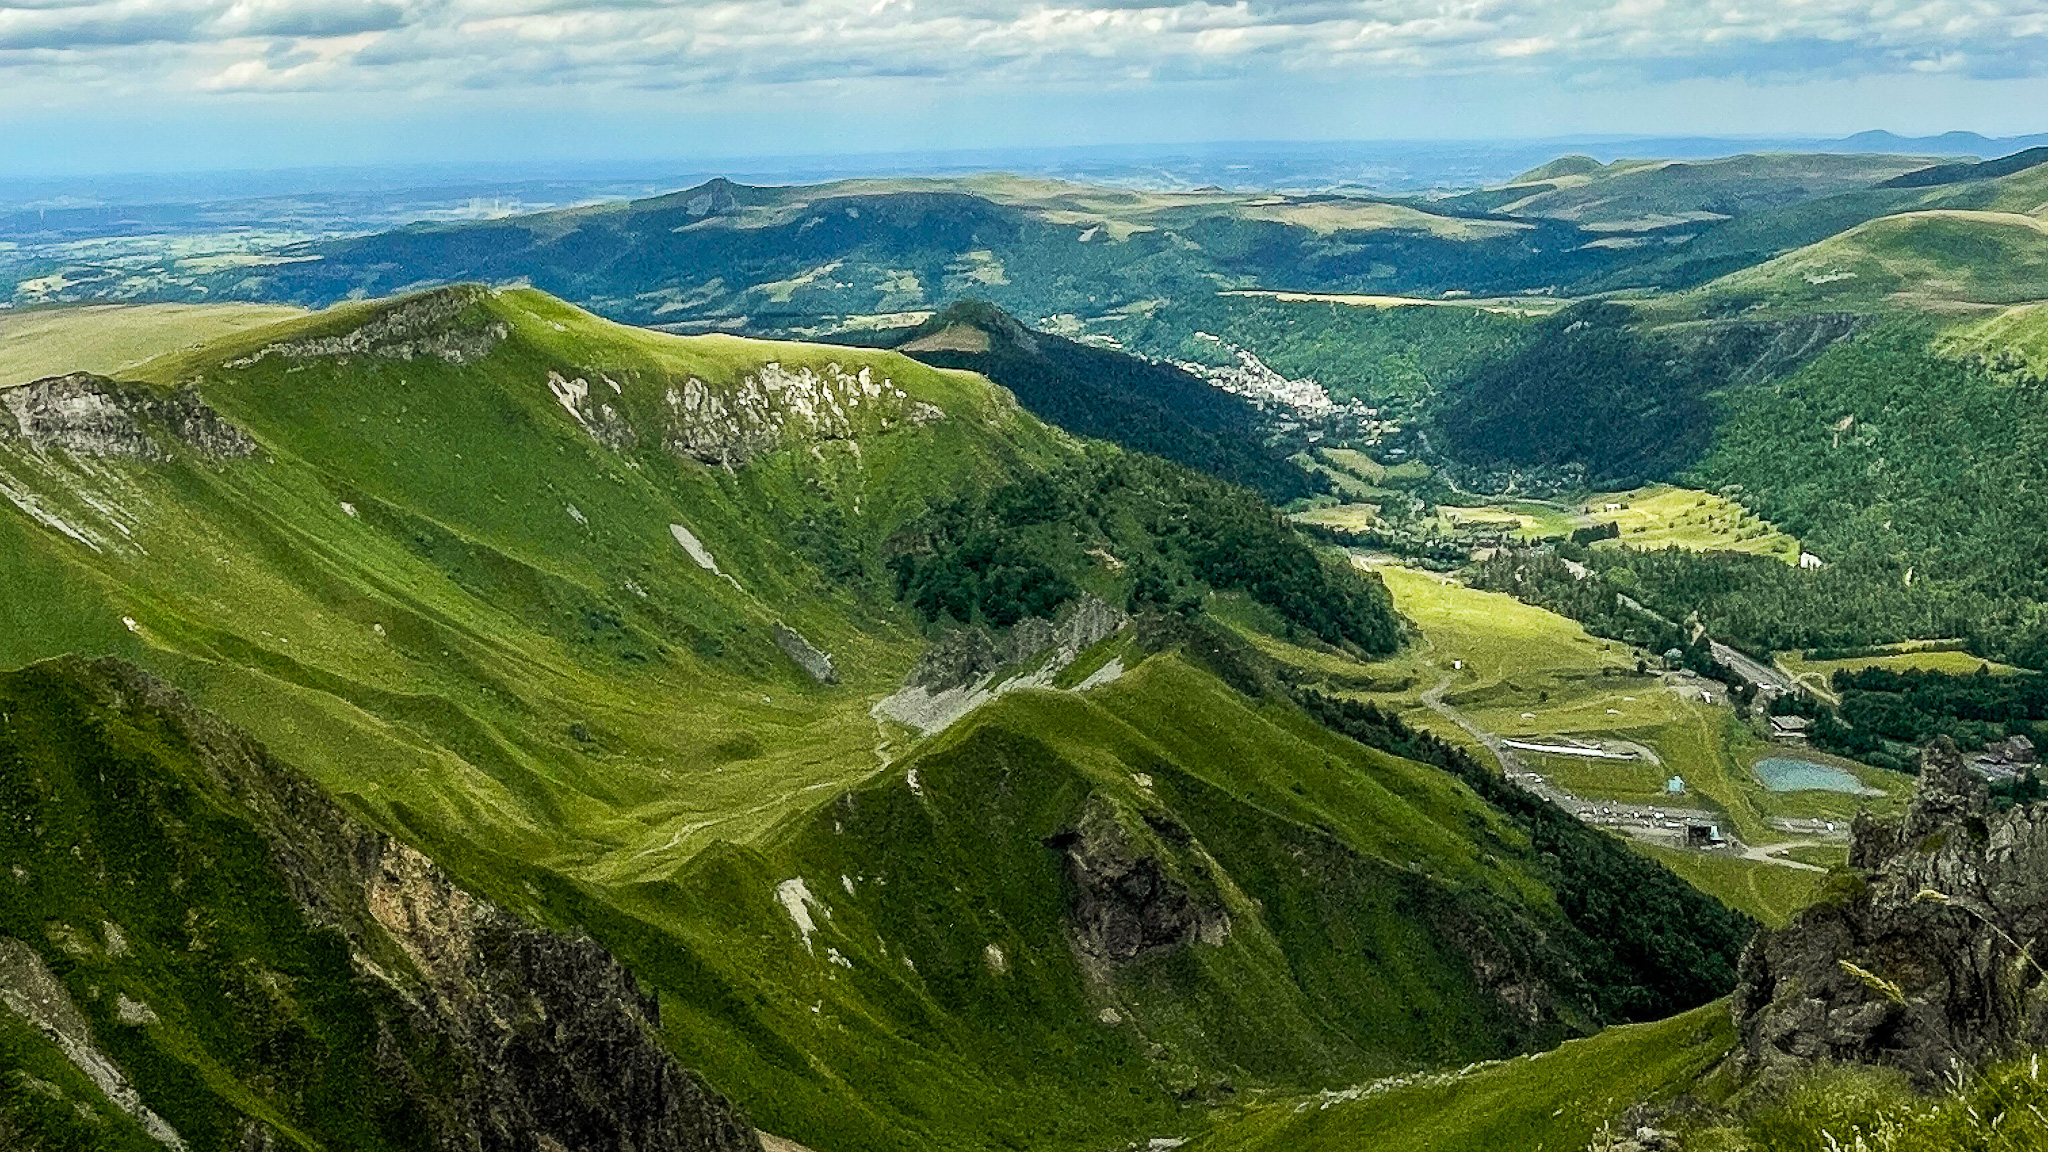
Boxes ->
[1737,840,1830,873]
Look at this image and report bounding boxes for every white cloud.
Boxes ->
[2,0,2048,102]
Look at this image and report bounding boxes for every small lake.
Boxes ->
[1754,757,1872,794]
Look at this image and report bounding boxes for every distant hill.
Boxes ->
[1511,155,1609,183]
[1680,209,2048,314]
[1440,153,1933,230]
[1825,129,2048,155]
[144,175,1647,328]
[883,299,1312,500]
[1881,147,2048,189]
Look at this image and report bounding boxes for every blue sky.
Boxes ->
[4,0,2047,174]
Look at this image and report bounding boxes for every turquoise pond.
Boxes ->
[1754,757,1870,794]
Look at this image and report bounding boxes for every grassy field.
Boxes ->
[1942,299,2048,372]
[1437,500,1581,540]
[1781,646,2018,684]
[1193,1002,1734,1152]
[0,301,306,384]
[1586,485,1801,560]
[1221,289,1572,317]
[1280,562,1915,856]
[1627,843,1828,929]
[1292,502,1382,533]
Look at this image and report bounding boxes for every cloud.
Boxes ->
[211,0,410,38]
[3,0,2048,101]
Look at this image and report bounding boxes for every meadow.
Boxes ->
[0,301,305,384]
[1585,485,1802,560]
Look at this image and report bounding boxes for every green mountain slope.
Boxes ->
[0,655,758,1152]
[1,285,1059,886]
[1445,153,1930,229]
[0,289,1760,1150]
[1194,1001,1734,1152]
[1681,209,2048,314]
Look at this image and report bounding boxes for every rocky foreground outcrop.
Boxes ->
[0,658,760,1152]
[1730,738,2048,1084]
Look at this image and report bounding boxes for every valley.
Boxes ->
[8,136,2048,1152]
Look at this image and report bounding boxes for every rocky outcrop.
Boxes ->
[772,624,837,684]
[15,658,761,1152]
[0,373,256,460]
[1045,798,1229,971]
[0,938,187,1149]
[905,594,1127,693]
[1729,737,2048,1084]
[660,362,942,468]
[549,370,638,451]
[875,595,1129,734]
[233,284,509,366]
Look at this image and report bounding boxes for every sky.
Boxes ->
[4,0,2048,174]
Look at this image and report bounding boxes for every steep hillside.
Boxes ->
[0,290,1757,1152]
[882,300,1312,500]
[0,655,757,1152]
[0,284,1059,884]
[1430,302,1861,490]
[1680,209,2048,314]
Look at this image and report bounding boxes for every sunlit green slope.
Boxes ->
[0,290,1747,1152]
[0,285,1059,886]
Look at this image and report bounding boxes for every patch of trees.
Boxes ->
[1294,690,1754,1023]
[1684,327,2048,669]
[888,448,1402,654]
[1812,667,2048,770]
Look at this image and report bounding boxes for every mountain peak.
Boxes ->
[898,299,1039,356]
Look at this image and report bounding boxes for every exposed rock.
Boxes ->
[1729,737,2048,1085]
[548,371,637,450]
[233,285,509,366]
[115,994,159,1026]
[0,937,186,1149]
[874,595,1129,735]
[0,373,256,460]
[660,361,942,468]
[1045,797,1229,971]
[907,594,1127,693]
[40,658,763,1152]
[772,624,837,684]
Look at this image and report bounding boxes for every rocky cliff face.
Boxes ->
[0,658,760,1152]
[0,372,256,460]
[1729,738,2048,1084]
[657,361,943,469]
[1045,798,1230,973]
[232,284,510,366]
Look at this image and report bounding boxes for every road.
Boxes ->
[1710,640,1797,696]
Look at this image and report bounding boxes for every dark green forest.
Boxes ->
[888,447,1403,654]
[890,300,1315,501]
